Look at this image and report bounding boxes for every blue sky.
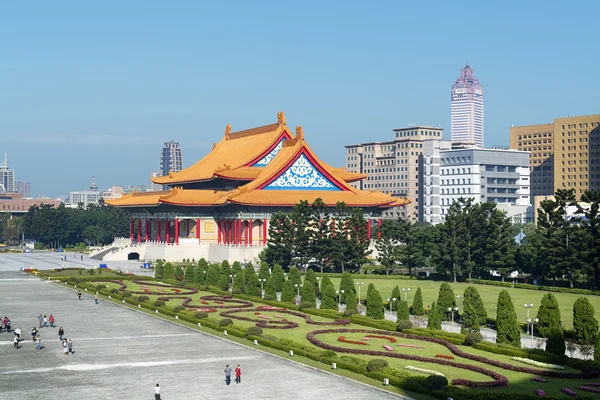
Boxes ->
[1,1,598,197]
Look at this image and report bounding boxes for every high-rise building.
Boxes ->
[15,181,31,197]
[0,154,15,193]
[159,141,183,189]
[150,172,163,192]
[418,143,532,224]
[345,126,444,221]
[68,177,100,208]
[451,64,484,147]
[509,114,600,198]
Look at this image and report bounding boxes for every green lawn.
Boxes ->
[40,268,125,279]
[324,278,600,330]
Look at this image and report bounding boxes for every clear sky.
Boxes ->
[1,1,598,197]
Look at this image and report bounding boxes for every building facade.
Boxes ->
[15,181,31,198]
[451,64,484,147]
[159,141,183,190]
[419,144,532,224]
[0,193,61,214]
[345,126,443,221]
[0,155,15,193]
[69,177,100,207]
[509,114,600,198]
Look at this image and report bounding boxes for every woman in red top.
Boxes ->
[49,315,55,328]
[235,364,241,384]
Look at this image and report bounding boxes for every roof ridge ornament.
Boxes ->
[168,170,174,178]
[295,126,304,142]
[277,111,286,126]
[225,124,232,140]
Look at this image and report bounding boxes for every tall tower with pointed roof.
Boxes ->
[451,63,484,147]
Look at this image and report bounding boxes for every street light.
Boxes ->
[401,287,410,301]
[229,274,234,292]
[294,283,302,297]
[523,303,534,334]
[526,317,539,347]
[337,290,344,307]
[260,278,267,298]
[447,306,459,323]
[316,277,321,298]
[387,297,397,312]
[356,282,364,307]
[456,295,463,314]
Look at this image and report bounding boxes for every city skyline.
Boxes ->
[1,1,599,196]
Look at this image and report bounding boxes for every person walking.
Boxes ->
[38,314,43,328]
[81,254,83,261]
[224,364,232,385]
[235,364,241,384]
[43,315,48,328]
[5,318,11,333]
[67,338,73,355]
[13,335,20,349]
[49,315,55,328]
[31,327,38,341]
[62,339,68,356]
[78,291,82,300]
[35,334,42,350]
[154,384,161,400]
[14,326,21,340]
[94,294,98,304]
[58,327,64,341]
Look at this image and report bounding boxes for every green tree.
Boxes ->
[346,207,372,271]
[463,286,487,325]
[280,279,295,303]
[390,285,401,311]
[496,290,521,347]
[308,198,332,273]
[437,198,475,282]
[376,219,400,276]
[197,258,208,269]
[485,208,518,281]
[436,283,456,321]
[461,302,481,333]
[206,264,220,287]
[264,211,294,268]
[327,202,352,273]
[320,275,333,296]
[258,262,271,281]
[345,290,358,314]
[413,287,424,316]
[536,293,562,338]
[194,265,206,284]
[300,281,316,307]
[595,332,600,362]
[288,266,302,286]
[244,266,260,297]
[174,265,184,280]
[339,271,356,304]
[396,300,410,322]
[155,260,164,280]
[219,274,229,291]
[233,272,246,294]
[184,265,194,282]
[272,264,285,292]
[573,297,598,345]
[366,283,384,320]
[320,283,338,310]
[163,262,175,280]
[427,303,442,330]
[577,190,600,288]
[304,269,318,296]
[263,276,277,301]
[289,200,313,268]
[546,327,566,356]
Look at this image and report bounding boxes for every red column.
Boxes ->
[137,219,141,242]
[377,218,382,240]
[249,218,253,246]
[175,218,180,245]
[228,219,232,244]
[196,218,200,241]
[217,220,222,244]
[157,219,161,242]
[367,219,371,239]
[145,219,149,242]
[238,219,242,245]
[244,221,249,246]
[130,219,134,240]
[232,219,236,245]
[165,220,170,243]
[263,219,268,245]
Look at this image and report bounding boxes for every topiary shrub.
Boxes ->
[137,295,150,302]
[464,332,483,346]
[194,311,208,319]
[96,284,107,290]
[321,350,337,359]
[423,375,448,390]
[153,300,166,307]
[121,292,132,298]
[343,309,355,317]
[246,326,263,336]
[299,301,314,310]
[219,318,233,327]
[366,358,389,372]
[396,320,413,332]
[172,306,185,313]
[232,288,242,295]
[109,288,119,294]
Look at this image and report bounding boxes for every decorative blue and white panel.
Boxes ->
[262,154,340,191]
[252,139,285,167]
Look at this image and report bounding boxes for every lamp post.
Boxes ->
[456,295,463,314]
[523,303,534,334]
[356,282,364,307]
[260,278,267,298]
[229,274,234,292]
[401,287,410,301]
[447,306,458,323]
[337,290,344,307]
[294,283,302,297]
[388,297,396,312]
[316,277,321,299]
[526,317,539,347]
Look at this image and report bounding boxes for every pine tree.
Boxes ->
[573,297,598,345]
[366,283,384,320]
[258,262,271,281]
[219,274,229,291]
[206,264,220,287]
[155,261,164,280]
[345,290,358,314]
[174,265,184,279]
[463,286,487,325]
[244,266,260,297]
[194,265,206,284]
[595,332,600,362]
[390,285,401,311]
[339,271,356,303]
[197,258,208,269]
[232,272,246,294]
[304,269,318,296]
[376,219,402,275]
[281,279,295,304]
[272,264,285,292]
[496,290,521,347]
[413,287,424,316]
[308,198,332,274]
[428,303,442,330]
[396,300,410,322]
[461,302,480,333]
[536,293,562,338]
[436,282,456,320]
[184,265,194,282]
[163,262,175,280]
[288,266,302,286]
[264,211,293,268]
[320,275,333,298]
[264,276,277,301]
[546,326,566,355]
[320,283,338,310]
[301,281,316,307]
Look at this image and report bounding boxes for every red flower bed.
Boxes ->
[201,301,209,305]
[365,334,397,343]
[338,336,368,345]
[436,354,454,360]
[101,280,199,296]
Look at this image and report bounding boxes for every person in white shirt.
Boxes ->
[155,384,161,400]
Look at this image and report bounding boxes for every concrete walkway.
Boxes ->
[0,267,409,400]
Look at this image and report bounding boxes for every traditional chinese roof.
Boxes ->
[108,118,410,210]
[106,190,170,207]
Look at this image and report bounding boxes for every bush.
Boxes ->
[153,300,166,307]
[194,311,208,319]
[496,290,520,347]
[96,284,106,290]
[299,301,314,310]
[109,288,119,294]
[396,320,413,332]
[436,282,456,320]
[121,292,132,298]
[423,375,448,390]
[413,287,424,315]
[219,318,233,327]
[546,327,566,356]
[464,332,483,346]
[321,350,337,359]
[172,306,185,313]
[343,309,355,317]
[428,303,442,330]
[537,293,562,338]
[366,358,389,372]
[396,299,410,322]
[137,295,150,302]
[573,297,598,345]
[366,283,384,320]
[246,326,263,336]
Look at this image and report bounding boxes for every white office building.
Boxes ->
[419,142,532,224]
[0,154,15,193]
[451,64,484,147]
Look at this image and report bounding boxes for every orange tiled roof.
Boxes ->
[104,191,170,207]
[214,166,262,180]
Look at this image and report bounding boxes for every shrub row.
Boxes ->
[471,279,600,297]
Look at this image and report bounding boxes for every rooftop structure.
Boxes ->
[451,64,484,147]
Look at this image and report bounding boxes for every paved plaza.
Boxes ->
[0,254,407,400]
